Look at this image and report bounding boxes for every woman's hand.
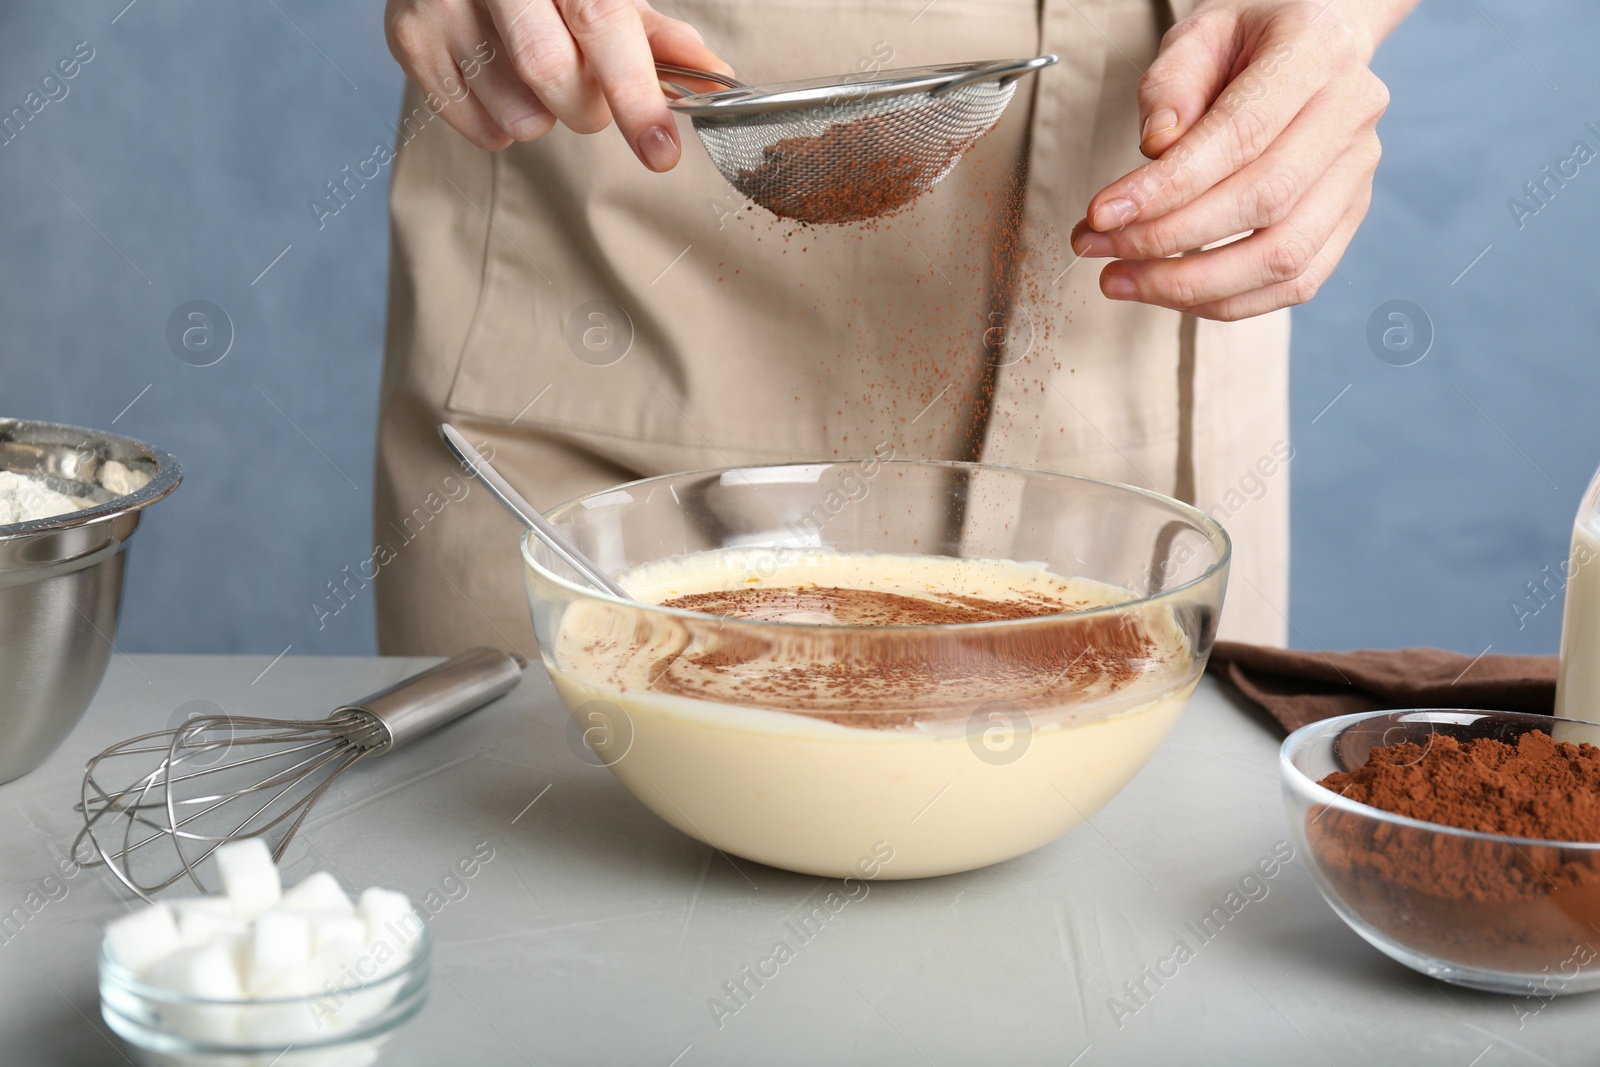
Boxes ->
[384,0,731,169]
[1071,0,1416,321]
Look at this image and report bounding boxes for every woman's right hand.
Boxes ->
[384,0,731,170]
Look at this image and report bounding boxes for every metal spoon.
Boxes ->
[437,423,633,600]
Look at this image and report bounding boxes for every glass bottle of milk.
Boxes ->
[1555,468,1600,718]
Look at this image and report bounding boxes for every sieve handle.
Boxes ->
[657,62,746,99]
[336,647,527,753]
[929,54,1058,98]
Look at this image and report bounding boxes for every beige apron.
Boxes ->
[370,0,1291,658]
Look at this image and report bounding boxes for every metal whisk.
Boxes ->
[75,647,525,901]
[662,55,1057,225]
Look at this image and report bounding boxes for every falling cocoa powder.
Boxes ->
[1309,730,1600,975]
[714,89,1073,567]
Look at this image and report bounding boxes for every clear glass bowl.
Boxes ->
[1282,709,1600,995]
[523,460,1230,879]
[99,921,430,1066]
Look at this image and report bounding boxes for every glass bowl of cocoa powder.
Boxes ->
[1282,709,1600,995]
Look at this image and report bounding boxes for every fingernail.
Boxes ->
[1092,197,1137,232]
[506,109,550,140]
[638,124,679,171]
[1071,226,1112,257]
[1141,108,1177,142]
[1102,273,1136,300]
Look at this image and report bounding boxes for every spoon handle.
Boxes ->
[437,423,633,600]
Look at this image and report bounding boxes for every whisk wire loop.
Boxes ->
[73,647,528,901]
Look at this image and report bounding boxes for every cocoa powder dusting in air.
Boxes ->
[806,156,1058,466]
[722,83,1062,467]
[1308,730,1600,973]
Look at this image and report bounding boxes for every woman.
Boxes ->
[373,0,1413,653]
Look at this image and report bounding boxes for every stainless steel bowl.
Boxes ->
[0,419,181,783]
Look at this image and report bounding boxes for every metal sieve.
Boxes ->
[662,55,1058,225]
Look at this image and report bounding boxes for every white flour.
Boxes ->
[0,470,89,525]
[0,459,154,527]
[99,459,150,496]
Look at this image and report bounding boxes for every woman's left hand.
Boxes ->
[1071,0,1416,321]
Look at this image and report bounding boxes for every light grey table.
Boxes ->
[0,656,1590,1066]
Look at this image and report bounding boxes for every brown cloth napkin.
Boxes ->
[1205,641,1558,735]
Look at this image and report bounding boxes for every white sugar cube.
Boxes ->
[174,900,248,948]
[162,1000,242,1046]
[236,980,323,1045]
[307,945,404,1033]
[237,966,356,1045]
[282,871,354,915]
[302,953,360,1033]
[246,910,310,992]
[354,887,420,982]
[141,943,244,1044]
[250,967,319,998]
[308,940,361,984]
[312,915,369,956]
[145,943,243,998]
[215,839,281,917]
[170,895,236,921]
[212,932,249,975]
[356,887,414,945]
[104,903,179,974]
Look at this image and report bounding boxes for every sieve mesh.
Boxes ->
[689,78,1019,225]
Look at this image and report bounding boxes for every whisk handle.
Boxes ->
[336,647,528,753]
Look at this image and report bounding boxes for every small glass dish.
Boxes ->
[1282,709,1600,995]
[99,919,430,1066]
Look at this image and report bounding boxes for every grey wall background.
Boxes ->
[1,1,1595,657]
[1,1,398,656]
[1293,3,1600,658]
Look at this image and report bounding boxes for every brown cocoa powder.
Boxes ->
[645,584,1165,728]
[1320,731,1600,841]
[734,113,980,226]
[658,584,1079,626]
[1310,730,1600,974]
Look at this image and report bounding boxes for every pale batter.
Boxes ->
[542,548,1201,878]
